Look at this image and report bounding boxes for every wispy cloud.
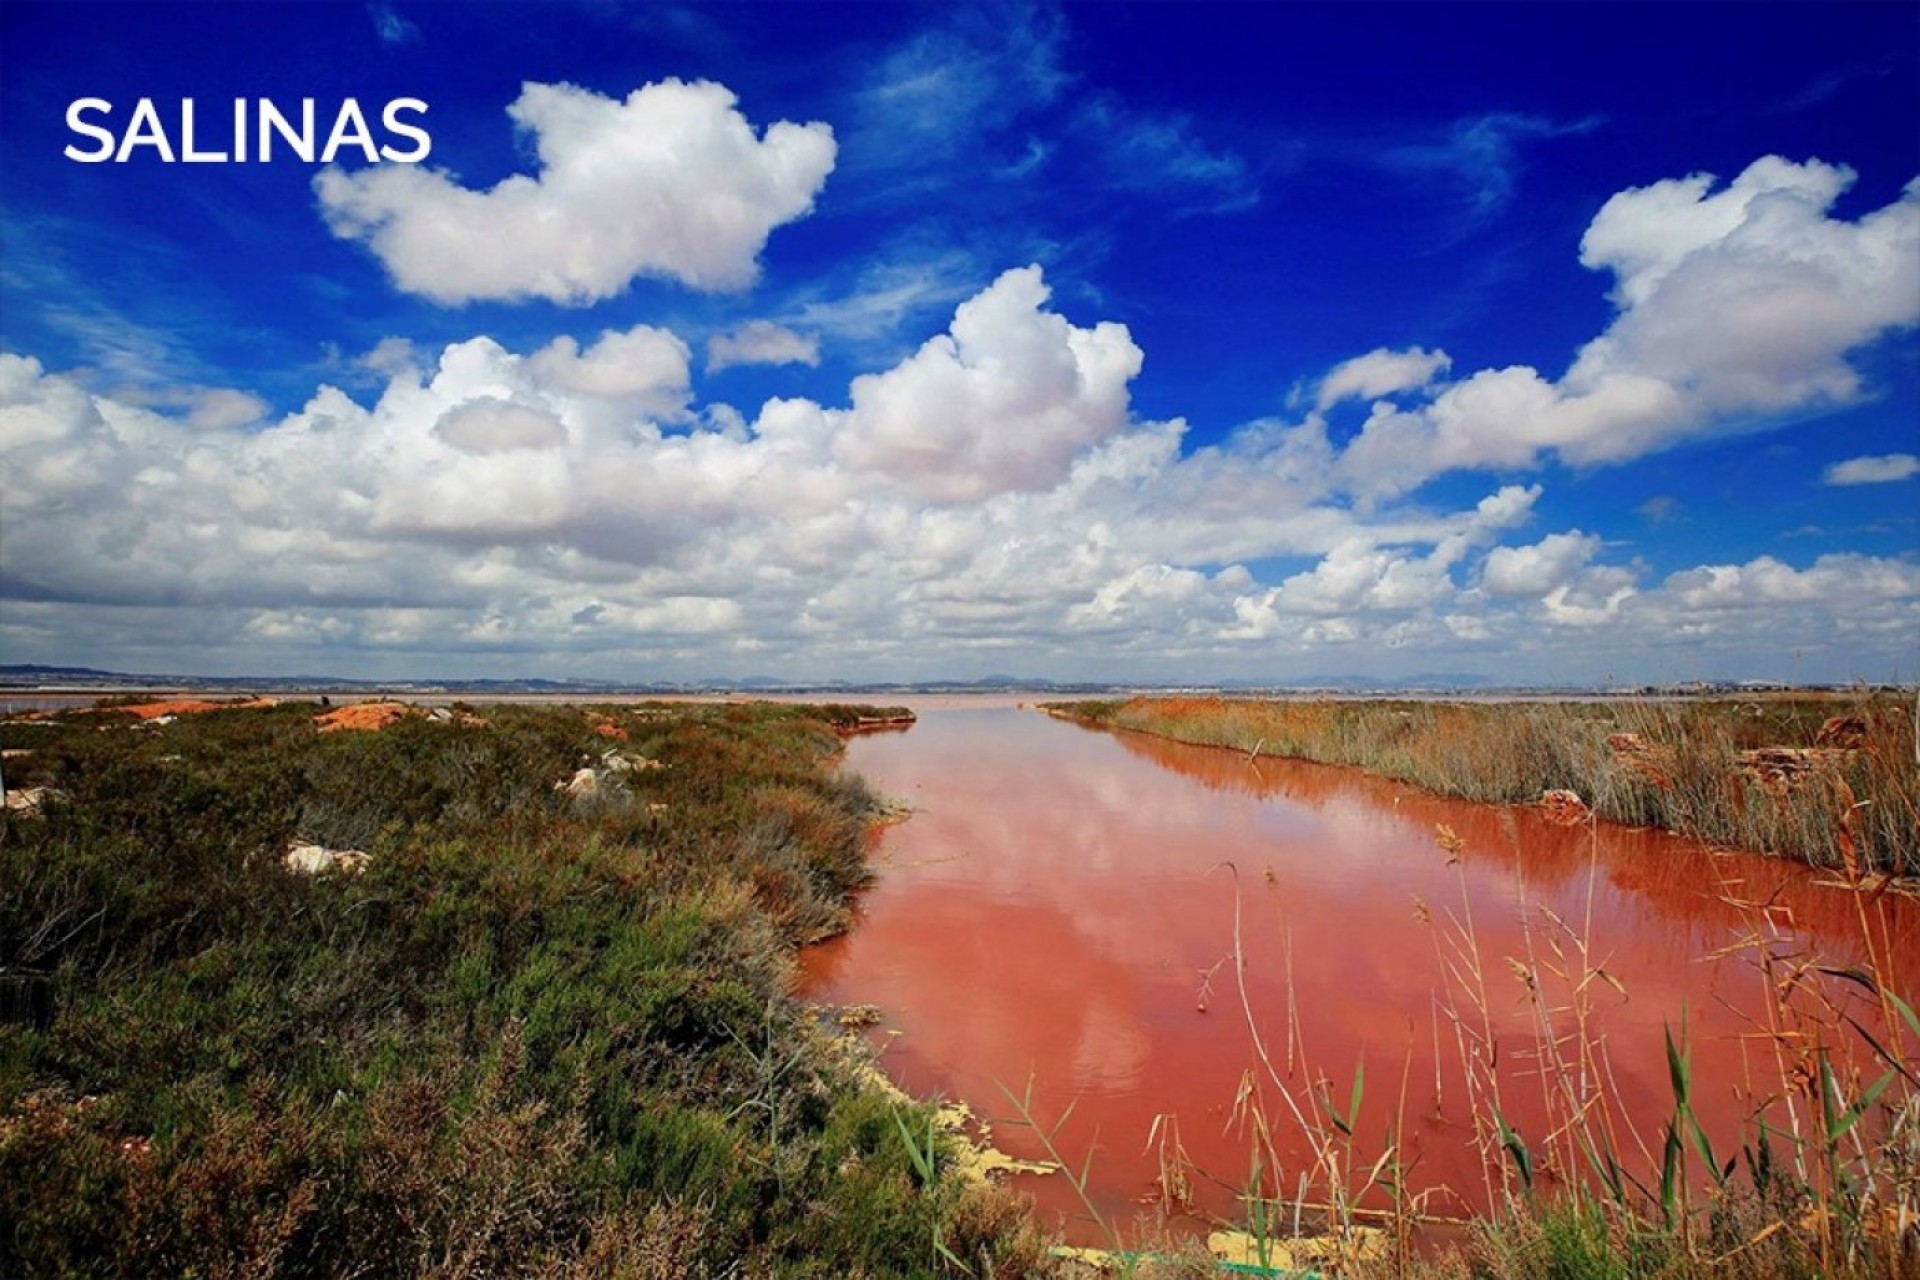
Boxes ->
[1824,453,1920,486]
[1764,55,1904,116]
[779,246,986,350]
[1377,112,1604,226]
[1635,495,1684,525]
[844,3,1252,215]
[852,0,1067,169]
[0,214,215,388]
[1073,94,1258,214]
[367,1,418,47]
[707,321,821,373]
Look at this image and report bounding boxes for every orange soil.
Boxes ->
[314,702,416,733]
[107,697,278,720]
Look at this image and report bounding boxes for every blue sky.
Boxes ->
[1,1,1915,684]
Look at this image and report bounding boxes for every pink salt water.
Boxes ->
[798,704,1916,1241]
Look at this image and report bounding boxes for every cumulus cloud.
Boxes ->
[1659,553,1917,613]
[1316,346,1451,410]
[358,336,420,378]
[315,79,836,304]
[1824,453,1920,485]
[187,388,270,432]
[1223,486,1541,637]
[432,398,568,454]
[1480,531,1601,597]
[525,324,692,421]
[4,241,1916,682]
[1335,157,1920,494]
[111,383,270,432]
[0,270,1416,676]
[707,321,821,372]
[814,265,1143,503]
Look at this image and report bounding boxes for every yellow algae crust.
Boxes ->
[1208,1225,1387,1269]
[841,1049,1057,1183]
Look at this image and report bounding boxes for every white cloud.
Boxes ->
[3,240,1916,683]
[1824,453,1920,485]
[1379,113,1602,225]
[315,79,836,304]
[707,321,821,372]
[358,336,420,378]
[782,248,986,347]
[432,398,568,454]
[1658,553,1918,613]
[1568,160,1918,420]
[106,382,271,432]
[1222,487,1541,638]
[1277,539,1456,614]
[1076,94,1255,212]
[526,324,692,421]
[817,265,1143,503]
[1577,157,1853,310]
[1335,157,1920,494]
[1316,346,1451,410]
[856,5,1066,160]
[1540,567,1638,629]
[1480,531,1601,597]
[186,388,269,432]
[1636,494,1682,524]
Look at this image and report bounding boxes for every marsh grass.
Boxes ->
[1049,694,1917,876]
[0,698,1041,1278]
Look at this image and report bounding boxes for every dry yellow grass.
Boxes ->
[1050,694,1917,876]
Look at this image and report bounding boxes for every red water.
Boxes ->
[798,706,1917,1241]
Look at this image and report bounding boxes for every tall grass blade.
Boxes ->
[1830,1069,1895,1142]
[1844,1015,1919,1086]
[1664,1019,1691,1111]
[1493,1107,1533,1195]
[1889,991,1920,1041]
[1660,1121,1683,1225]
[891,1107,937,1185]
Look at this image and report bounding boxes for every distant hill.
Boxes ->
[1266,672,1497,691]
[0,664,130,681]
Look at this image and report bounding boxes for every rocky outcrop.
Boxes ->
[285,843,369,875]
[3,786,63,816]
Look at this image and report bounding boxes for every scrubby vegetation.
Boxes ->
[1047,694,1917,875]
[0,699,1046,1278]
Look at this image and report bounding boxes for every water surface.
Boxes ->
[800,705,1915,1237]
